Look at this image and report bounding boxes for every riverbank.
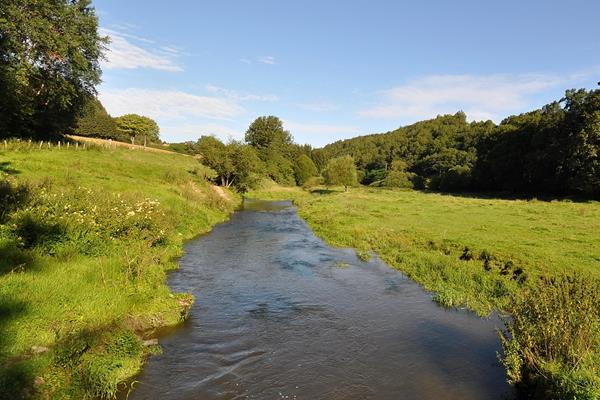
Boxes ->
[248,185,600,398]
[0,141,239,399]
[248,185,600,314]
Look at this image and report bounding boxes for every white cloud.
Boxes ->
[100,28,182,72]
[298,102,339,112]
[258,56,276,65]
[358,73,564,122]
[205,85,279,102]
[240,58,252,64]
[99,88,243,120]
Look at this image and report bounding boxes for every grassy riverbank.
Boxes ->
[0,141,238,399]
[249,185,600,313]
[249,184,600,398]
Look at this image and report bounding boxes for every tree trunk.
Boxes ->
[344,185,348,192]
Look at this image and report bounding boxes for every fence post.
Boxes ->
[3,140,6,150]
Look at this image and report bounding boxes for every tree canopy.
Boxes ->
[0,0,105,138]
[323,155,357,191]
[115,114,160,143]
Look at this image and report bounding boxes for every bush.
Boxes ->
[7,186,172,256]
[500,275,600,399]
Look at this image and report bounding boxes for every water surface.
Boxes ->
[130,199,512,399]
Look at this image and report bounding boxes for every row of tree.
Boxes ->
[318,88,600,196]
[74,99,161,145]
[0,0,160,145]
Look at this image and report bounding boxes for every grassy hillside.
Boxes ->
[0,141,239,399]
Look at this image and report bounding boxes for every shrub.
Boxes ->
[500,275,600,399]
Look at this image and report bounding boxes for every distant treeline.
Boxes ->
[315,88,600,197]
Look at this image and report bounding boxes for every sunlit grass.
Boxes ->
[0,143,238,399]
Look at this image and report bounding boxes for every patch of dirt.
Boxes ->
[211,185,230,201]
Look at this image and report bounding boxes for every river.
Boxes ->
[129,199,513,399]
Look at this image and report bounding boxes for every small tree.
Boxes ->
[115,114,160,144]
[294,154,318,185]
[383,160,414,188]
[323,155,357,191]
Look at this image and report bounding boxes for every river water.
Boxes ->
[130,199,513,400]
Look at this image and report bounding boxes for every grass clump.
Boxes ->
[0,144,238,399]
[500,276,600,399]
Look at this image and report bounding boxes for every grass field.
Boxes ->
[249,185,600,314]
[0,141,238,399]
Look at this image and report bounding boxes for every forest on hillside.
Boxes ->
[317,88,600,197]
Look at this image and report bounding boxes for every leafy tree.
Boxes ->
[115,114,160,144]
[323,155,357,191]
[74,98,118,139]
[196,136,262,191]
[244,116,298,184]
[245,116,292,150]
[294,154,318,185]
[0,0,105,138]
[383,160,414,188]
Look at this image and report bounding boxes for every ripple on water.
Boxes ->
[128,201,514,400]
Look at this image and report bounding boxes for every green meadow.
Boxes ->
[0,142,238,399]
[250,185,600,314]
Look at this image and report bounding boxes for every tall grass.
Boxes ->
[0,144,238,399]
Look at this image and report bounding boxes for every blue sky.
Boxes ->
[95,0,600,147]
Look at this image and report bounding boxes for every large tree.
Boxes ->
[323,155,358,191]
[115,114,160,144]
[0,0,105,138]
[245,116,293,150]
[244,116,297,184]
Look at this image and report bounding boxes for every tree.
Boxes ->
[115,114,160,144]
[74,98,118,139]
[383,160,414,188]
[0,0,105,138]
[245,116,296,184]
[245,116,292,150]
[196,136,262,191]
[294,154,318,185]
[323,155,357,191]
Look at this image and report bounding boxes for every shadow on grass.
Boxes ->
[310,188,338,195]
[0,294,34,400]
[418,189,599,204]
[0,162,19,176]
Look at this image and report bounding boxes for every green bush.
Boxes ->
[500,275,600,399]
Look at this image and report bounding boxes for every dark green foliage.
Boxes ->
[500,276,600,399]
[319,90,600,196]
[245,116,297,184]
[321,112,481,192]
[168,141,200,155]
[0,0,105,138]
[197,136,262,191]
[245,116,293,150]
[476,89,600,196]
[382,160,414,188]
[294,154,318,185]
[74,98,119,139]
